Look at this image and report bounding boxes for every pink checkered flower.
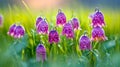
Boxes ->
[7,24,16,36]
[7,24,25,38]
[13,25,25,38]
[89,9,105,27]
[36,44,47,62]
[62,22,74,39]
[71,18,81,31]
[91,26,107,41]
[56,9,66,26]
[49,30,59,44]
[36,16,43,28]
[79,35,92,50]
[36,19,48,34]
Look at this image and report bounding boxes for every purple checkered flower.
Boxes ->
[89,9,105,27]
[36,16,43,28]
[0,15,3,27]
[14,25,25,38]
[49,30,59,44]
[36,19,48,34]
[36,44,46,62]
[62,22,74,39]
[7,24,17,36]
[56,9,66,26]
[71,18,81,31]
[7,24,25,38]
[79,35,92,50]
[91,26,107,41]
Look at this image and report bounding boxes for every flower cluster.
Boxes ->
[7,8,108,62]
[90,8,107,41]
[7,24,25,38]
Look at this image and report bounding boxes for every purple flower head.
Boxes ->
[79,35,92,50]
[36,44,46,62]
[62,22,74,39]
[0,15,3,27]
[8,24,25,38]
[49,30,59,44]
[56,9,66,26]
[14,25,25,38]
[91,26,107,41]
[71,18,81,30]
[7,24,17,36]
[36,16,43,28]
[36,19,48,34]
[89,9,105,27]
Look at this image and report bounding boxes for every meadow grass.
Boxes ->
[0,5,120,67]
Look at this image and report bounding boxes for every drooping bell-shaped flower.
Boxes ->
[71,18,81,30]
[56,9,66,26]
[36,16,43,28]
[49,30,59,44]
[14,25,25,38]
[0,15,3,27]
[7,24,17,36]
[36,44,47,62]
[7,24,25,38]
[91,26,107,41]
[89,8,105,27]
[36,19,48,34]
[62,22,74,39]
[79,35,92,50]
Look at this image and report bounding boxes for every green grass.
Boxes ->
[0,5,120,67]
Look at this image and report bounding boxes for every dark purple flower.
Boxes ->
[71,18,81,30]
[36,44,46,62]
[7,24,17,36]
[0,15,3,27]
[62,22,74,39]
[36,19,48,34]
[79,35,92,50]
[49,30,59,44]
[89,9,105,27]
[14,25,25,38]
[36,16,43,28]
[56,9,66,26]
[91,26,107,41]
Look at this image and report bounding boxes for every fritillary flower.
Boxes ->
[7,24,25,38]
[14,25,25,38]
[56,9,66,26]
[91,26,107,41]
[71,18,81,30]
[36,16,43,28]
[36,19,48,34]
[49,30,59,44]
[89,8,105,27]
[0,15,3,27]
[79,35,92,50]
[36,44,47,62]
[62,22,74,39]
[7,24,17,36]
